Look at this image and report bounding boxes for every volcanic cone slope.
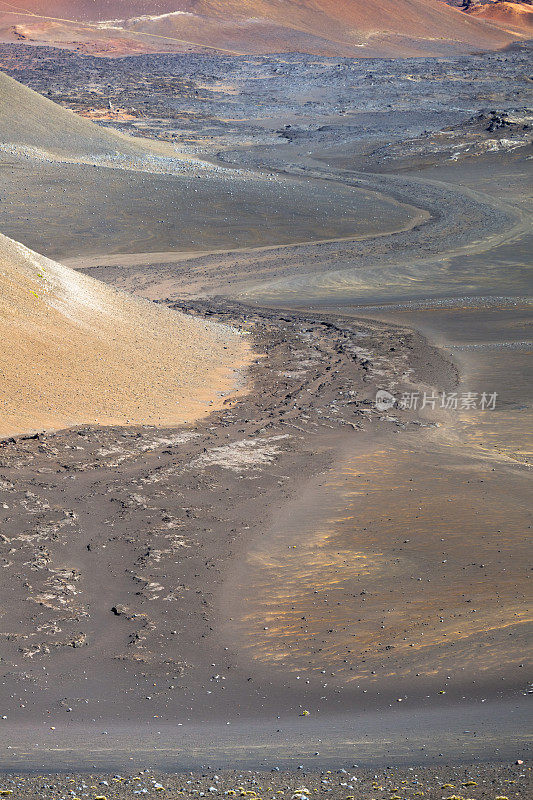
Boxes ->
[0,0,524,56]
[0,232,248,437]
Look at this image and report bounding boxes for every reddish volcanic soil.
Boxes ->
[0,0,527,56]
[467,1,533,34]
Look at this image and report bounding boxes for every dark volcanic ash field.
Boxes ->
[0,41,531,777]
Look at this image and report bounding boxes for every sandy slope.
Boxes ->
[0,0,525,56]
[0,233,248,436]
[467,2,533,33]
[0,70,422,263]
[0,69,184,161]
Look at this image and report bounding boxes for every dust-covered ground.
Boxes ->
[0,303,530,773]
[0,43,531,777]
[0,305,454,728]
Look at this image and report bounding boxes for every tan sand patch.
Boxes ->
[0,233,250,437]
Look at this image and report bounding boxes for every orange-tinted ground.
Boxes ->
[0,69,252,436]
[0,232,249,436]
[0,0,528,56]
[467,1,533,33]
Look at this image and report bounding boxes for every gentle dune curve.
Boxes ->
[0,233,249,437]
[467,2,533,34]
[0,0,525,57]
